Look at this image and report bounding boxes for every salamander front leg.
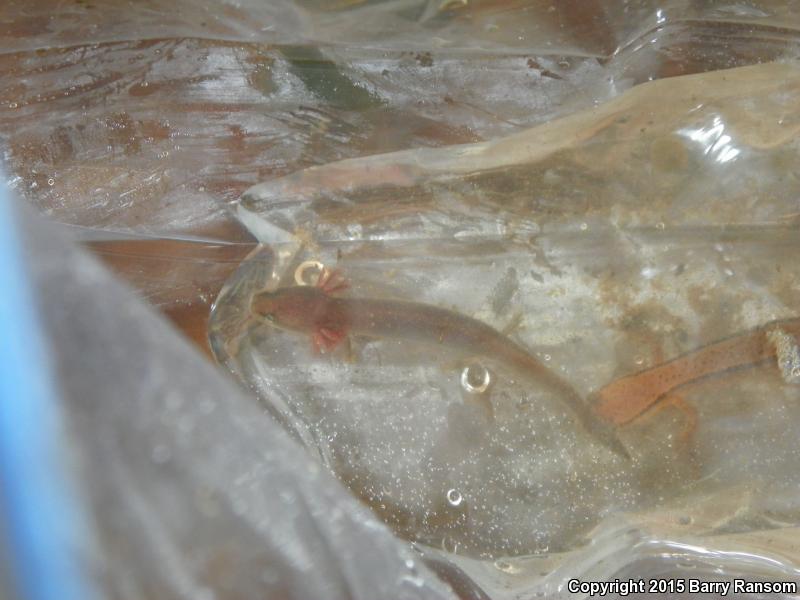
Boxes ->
[311,325,347,354]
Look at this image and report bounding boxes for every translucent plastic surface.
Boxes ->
[4,1,800,598]
[4,0,799,318]
[211,61,800,595]
[6,0,800,242]
[19,206,457,600]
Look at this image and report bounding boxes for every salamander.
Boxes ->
[251,282,630,459]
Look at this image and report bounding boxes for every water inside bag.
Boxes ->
[209,60,800,596]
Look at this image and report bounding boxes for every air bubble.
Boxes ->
[47,178,55,186]
[446,488,463,507]
[579,222,588,231]
[294,260,325,286]
[441,536,459,554]
[460,363,491,393]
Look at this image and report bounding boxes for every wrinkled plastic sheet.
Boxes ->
[5,1,800,243]
[16,204,457,600]
[3,1,800,599]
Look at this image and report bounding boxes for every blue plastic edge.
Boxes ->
[0,182,97,600]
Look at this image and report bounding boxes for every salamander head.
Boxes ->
[250,286,326,333]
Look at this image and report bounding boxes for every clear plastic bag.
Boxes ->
[211,60,800,596]
[4,1,800,598]
[12,204,457,600]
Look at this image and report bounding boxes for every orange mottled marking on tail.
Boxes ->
[593,318,800,426]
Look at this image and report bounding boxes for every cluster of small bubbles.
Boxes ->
[198,185,206,192]
[446,488,463,507]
